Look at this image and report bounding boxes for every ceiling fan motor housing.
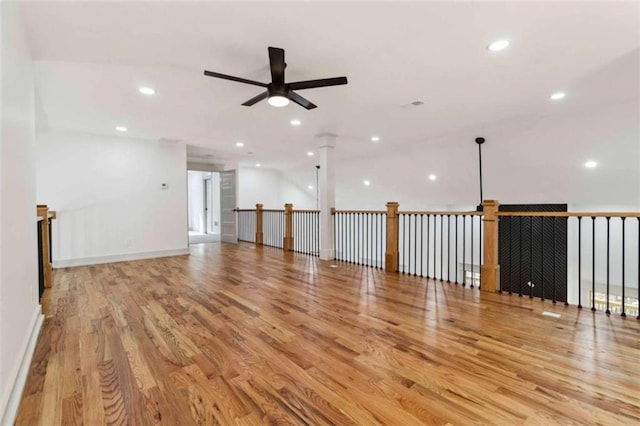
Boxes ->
[267,84,290,98]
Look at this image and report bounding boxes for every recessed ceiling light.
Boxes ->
[584,160,597,169]
[550,92,566,100]
[115,126,127,132]
[235,142,244,147]
[428,174,437,181]
[363,180,371,186]
[371,136,380,142]
[290,119,301,126]
[138,86,155,95]
[488,39,510,52]
[307,151,314,156]
[308,185,313,190]
[255,163,261,167]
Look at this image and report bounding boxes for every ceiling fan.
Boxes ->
[203,46,348,110]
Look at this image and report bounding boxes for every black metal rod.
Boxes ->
[439,215,443,280]
[540,217,544,301]
[479,216,482,289]
[426,215,430,278]
[578,217,582,308]
[413,215,418,275]
[476,137,485,205]
[376,214,379,268]
[369,214,372,267]
[420,215,424,276]
[352,213,356,263]
[462,215,466,286]
[339,213,343,261]
[621,218,626,317]
[432,215,436,279]
[447,215,451,282]
[606,217,611,315]
[508,217,512,294]
[470,214,474,288]
[552,216,556,303]
[336,213,339,259]
[455,215,459,284]
[591,217,596,312]
[48,218,53,263]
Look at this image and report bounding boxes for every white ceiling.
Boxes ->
[20,1,640,206]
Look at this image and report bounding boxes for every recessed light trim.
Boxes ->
[371,136,380,142]
[138,86,155,95]
[290,119,301,126]
[115,126,127,132]
[551,92,566,100]
[428,174,437,181]
[488,39,510,52]
[307,151,314,157]
[255,163,261,167]
[235,142,244,147]
[308,185,313,190]
[363,180,371,186]
[584,160,597,169]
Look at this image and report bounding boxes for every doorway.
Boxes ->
[187,170,221,244]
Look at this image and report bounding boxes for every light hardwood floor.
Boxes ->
[16,242,640,425]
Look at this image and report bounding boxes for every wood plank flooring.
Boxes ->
[16,242,640,425]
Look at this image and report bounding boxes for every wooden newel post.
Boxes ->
[255,204,263,246]
[37,204,53,288]
[283,203,293,251]
[385,202,399,272]
[480,200,500,292]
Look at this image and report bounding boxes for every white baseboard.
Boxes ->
[53,247,190,268]
[1,306,44,426]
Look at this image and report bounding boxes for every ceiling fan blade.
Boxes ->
[289,76,348,91]
[242,91,269,106]
[203,70,267,88]
[289,91,317,110]
[268,47,285,85]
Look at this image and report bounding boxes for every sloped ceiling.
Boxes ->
[20,1,639,206]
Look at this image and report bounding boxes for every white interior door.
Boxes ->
[220,170,237,243]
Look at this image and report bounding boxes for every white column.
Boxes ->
[317,133,336,260]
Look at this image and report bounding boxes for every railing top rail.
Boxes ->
[235,209,256,212]
[399,210,483,216]
[292,209,320,213]
[497,211,640,218]
[333,209,386,214]
[263,209,285,213]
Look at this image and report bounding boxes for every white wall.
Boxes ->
[325,99,639,210]
[0,3,43,423]
[238,167,315,210]
[35,130,189,266]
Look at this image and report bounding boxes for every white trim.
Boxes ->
[1,306,44,426]
[53,248,190,268]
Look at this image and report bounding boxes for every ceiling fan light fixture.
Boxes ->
[268,95,290,107]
